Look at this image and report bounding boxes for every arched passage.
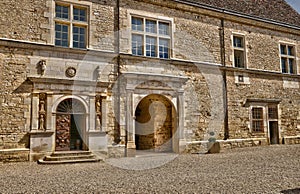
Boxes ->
[134,94,177,152]
[55,98,87,151]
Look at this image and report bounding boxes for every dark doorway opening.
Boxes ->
[269,121,279,144]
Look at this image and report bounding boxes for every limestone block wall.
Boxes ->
[0,0,116,52]
[89,0,116,51]
[0,46,31,149]
[226,71,300,139]
[0,0,49,43]
[224,21,300,71]
[119,0,222,64]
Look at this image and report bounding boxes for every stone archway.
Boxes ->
[55,98,87,151]
[134,94,177,152]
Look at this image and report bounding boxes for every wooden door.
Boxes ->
[55,114,71,151]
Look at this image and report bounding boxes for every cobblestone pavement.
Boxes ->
[0,145,299,193]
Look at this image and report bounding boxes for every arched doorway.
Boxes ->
[135,94,177,152]
[55,98,86,151]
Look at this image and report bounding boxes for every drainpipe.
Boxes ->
[219,18,229,140]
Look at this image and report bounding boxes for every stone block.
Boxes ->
[207,142,220,154]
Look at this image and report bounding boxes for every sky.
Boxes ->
[286,0,300,13]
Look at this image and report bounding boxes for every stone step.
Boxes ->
[37,158,101,165]
[37,151,103,164]
[50,151,92,157]
[43,154,97,161]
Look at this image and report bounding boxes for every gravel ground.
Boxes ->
[0,145,299,194]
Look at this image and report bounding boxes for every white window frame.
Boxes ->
[130,15,172,59]
[279,43,297,74]
[53,1,89,49]
[232,33,247,68]
[249,105,267,133]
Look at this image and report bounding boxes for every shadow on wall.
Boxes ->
[281,188,300,194]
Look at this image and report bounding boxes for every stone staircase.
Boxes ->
[37,151,102,164]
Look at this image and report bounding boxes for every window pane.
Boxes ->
[289,59,294,74]
[159,22,169,35]
[252,108,263,119]
[234,50,244,68]
[146,36,156,57]
[74,7,86,22]
[281,58,288,73]
[55,23,69,47]
[268,107,278,119]
[159,38,169,59]
[132,17,143,31]
[288,46,294,56]
[73,26,86,48]
[233,36,243,48]
[56,5,69,19]
[252,107,264,132]
[280,45,286,55]
[146,20,156,34]
[132,35,143,56]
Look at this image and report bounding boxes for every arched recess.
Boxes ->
[134,94,178,152]
[55,98,87,151]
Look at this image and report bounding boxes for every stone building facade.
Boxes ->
[0,0,299,161]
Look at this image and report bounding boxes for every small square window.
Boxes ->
[233,36,243,48]
[238,75,244,82]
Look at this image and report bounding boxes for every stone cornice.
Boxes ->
[0,38,117,59]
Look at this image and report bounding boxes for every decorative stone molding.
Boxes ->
[65,67,77,78]
[38,60,47,76]
[38,93,47,131]
[95,95,102,131]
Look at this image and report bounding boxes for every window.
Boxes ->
[251,107,264,132]
[233,36,246,68]
[268,106,278,120]
[131,16,171,59]
[54,3,88,49]
[280,44,296,74]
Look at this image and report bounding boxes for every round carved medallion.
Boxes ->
[66,67,77,77]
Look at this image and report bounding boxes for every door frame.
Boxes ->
[53,96,89,151]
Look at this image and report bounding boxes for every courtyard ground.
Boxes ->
[0,144,299,193]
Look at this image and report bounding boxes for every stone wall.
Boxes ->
[224,21,300,71]
[0,0,49,43]
[0,46,31,150]
[226,71,300,139]
[119,0,222,63]
[0,0,116,51]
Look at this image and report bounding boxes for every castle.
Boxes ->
[0,0,299,162]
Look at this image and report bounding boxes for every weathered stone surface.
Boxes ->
[0,0,299,162]
[0,149,29,162]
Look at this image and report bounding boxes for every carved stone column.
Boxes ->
[177,89,186,153]
[126,89,136,157]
